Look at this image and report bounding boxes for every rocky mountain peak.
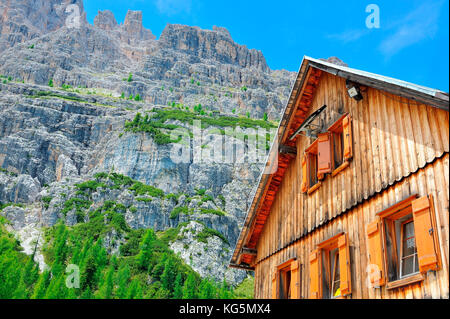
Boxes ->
[322,56,348,67]
[159,23,269,71]
[121,10,155,41]
[0,0,85,52]
[93,9,118,31]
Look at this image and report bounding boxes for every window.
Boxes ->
[399,219,419,278]
[272,259,300,299]
[302,139,321,194]
[332,126,344,168]
[328,114,353,176]
[301,114,353,194]
[309,233,351,299]
[279,265,292,299]
[331,249,341,298]
[366,195,442,290]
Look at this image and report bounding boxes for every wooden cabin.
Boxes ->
[230,57,449,299]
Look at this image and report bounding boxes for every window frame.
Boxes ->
[328,113,351,177]
[377,195,424,289]
[273,258,300,299]
[301,113,352,195]
[304,139,321,194]
[316,232,349,299]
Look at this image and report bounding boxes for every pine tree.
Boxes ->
[173,273,183,299]
[31,270,51,299]
[182,272,197,299]
[218,279,232,299]
[116,264,130,298]
[263,112,268,121]
[80,252,97,291]
[52,222,68,277]
[126,279,143,299]
[80,286,92,299]
[136,229,156,270]
[161,257,177,293]
[44,273,67,299]
[98,265,114,299]
[199,278,216,299]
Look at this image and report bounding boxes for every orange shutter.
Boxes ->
[366,219,385,287]
[343,115,353,160]
[412,195,441,273]
[309,249,321,299]
[317,132,332,178]
[338,234,352,296]
[271,270,277,299]
[301,154,308,193]
[290,260,300,299]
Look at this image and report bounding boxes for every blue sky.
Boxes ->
[84,0,449,91]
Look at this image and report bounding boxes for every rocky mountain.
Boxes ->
[0,0,296,287]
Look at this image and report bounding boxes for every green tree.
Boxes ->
[134,94,141,101]
[31,270,51,299]
[97,265,114,299]
[48,79,54,87]
[161,257,177,293]
[263,112,268,121]
[127,73,133,82]
[199,278,216,299]
[136,229,156,270]
[173,273,183,299]
[116,264,130,298]
[218,279,233,299]
[182,272,197,299]
[126,279,143,299]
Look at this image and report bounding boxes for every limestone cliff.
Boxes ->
[0,0,296,285]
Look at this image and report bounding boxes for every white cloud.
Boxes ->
[155,0,192,16]
[379,1,444,57]
[327,29,369,43]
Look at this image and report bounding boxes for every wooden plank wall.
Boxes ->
[254,153,449,299]
[254,72,449,299]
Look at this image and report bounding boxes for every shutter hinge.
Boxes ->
[429,228,434,235]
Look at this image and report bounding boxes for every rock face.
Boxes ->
[0,0,297,285]
[0,0,85,52]
[158,24,269,72]
[170,221,246,284]
[94,10,118,31]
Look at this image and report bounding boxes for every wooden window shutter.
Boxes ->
[301,154,308,193]
[271,270,278,299]
[317,132,332,178]
[343,115,353,160]
[338,234,352,296]
[290,260,300,299]
[366,219,385,287]
[309,249,321,299]
[411,195,441,273]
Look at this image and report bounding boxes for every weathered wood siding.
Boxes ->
[254,72,449,299]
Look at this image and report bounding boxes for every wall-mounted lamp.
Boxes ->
[346,79,363,101]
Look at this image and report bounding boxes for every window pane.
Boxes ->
[309,154,318,187]
[402,221,416,257]
[405,222,415,238]
[401,256,415,276]
[332,253,340,297]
